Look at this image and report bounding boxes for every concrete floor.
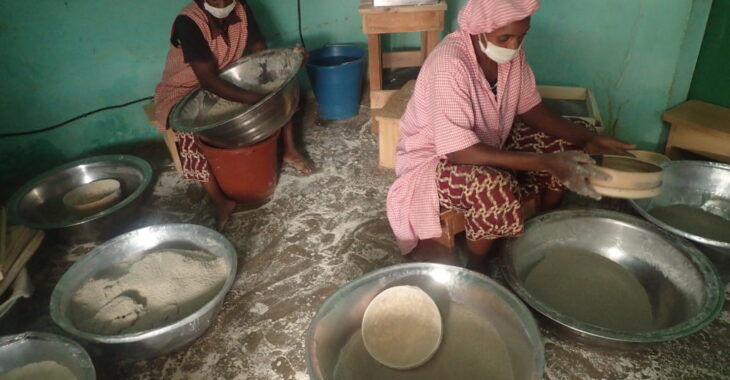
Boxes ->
[4,102,730,379]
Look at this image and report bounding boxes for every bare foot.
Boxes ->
[283,152,315,175]
[215,199,237,231]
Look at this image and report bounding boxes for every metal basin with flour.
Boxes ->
[169,48,303,148]
[0,332,95,379]
[49,224,237,359]
[501,209,723,348]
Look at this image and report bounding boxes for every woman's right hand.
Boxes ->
[545,151,611,200]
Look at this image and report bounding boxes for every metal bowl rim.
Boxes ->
[49,223,238,344]
[629,160,730,248]
[170,47,303,133]
[5,155,153,230]
[0,331,96,379]
[501,209,724,343]
[304,262,545,379]
[196,83,299,148]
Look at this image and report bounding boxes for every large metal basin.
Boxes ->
[631,161,730,280]
[5,155,152,243]
[306,263,544,380]
[49,224,237,360]
[501,209,724,348]
[169,48,302,148]
[0,332,95,379]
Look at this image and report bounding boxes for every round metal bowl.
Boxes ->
[501,209,724,348]
[0,331,95,379]
[630,161,730,279]
[5,155,152,243]
[49,224,237,360]
[306,263,544,380]
[170,48,302,148]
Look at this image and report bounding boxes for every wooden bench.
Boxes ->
[662,100,730,164]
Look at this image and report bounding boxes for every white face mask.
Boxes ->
[204,1,236,19]
[478,35,520,64]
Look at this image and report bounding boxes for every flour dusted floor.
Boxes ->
[5,102,730,379]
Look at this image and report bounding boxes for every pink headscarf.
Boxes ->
[458,0,540,34]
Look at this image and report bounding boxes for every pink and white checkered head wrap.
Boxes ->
[458,0,540,34]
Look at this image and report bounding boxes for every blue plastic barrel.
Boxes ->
[306,45,365,120]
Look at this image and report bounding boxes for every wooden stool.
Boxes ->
[143,102,183,172]
[432,195,539,252]
[358,0,446,132]
[662,100,730,164]
[433,209,466,251]
[375,80,415,168]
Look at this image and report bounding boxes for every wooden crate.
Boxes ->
[537,85,603,132]
[376,80,416,168]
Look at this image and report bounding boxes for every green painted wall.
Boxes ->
[689,0,730,108]
[0,0,712,190]
[523,0,712,149]
[0,0,191,192]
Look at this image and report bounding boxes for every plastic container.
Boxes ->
[306,45,365,120]
[197,130,280,205]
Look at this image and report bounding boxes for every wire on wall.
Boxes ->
[297,0,306,48]
[0,96,153,138]
[3,1,307,139]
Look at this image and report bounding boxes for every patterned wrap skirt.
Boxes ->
[436,119,586,241]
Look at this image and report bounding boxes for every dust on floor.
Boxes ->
[7,103,730,380]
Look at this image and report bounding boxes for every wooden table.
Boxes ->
[662,100,730,164]
[358,0,447,129]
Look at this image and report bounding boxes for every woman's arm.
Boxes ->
[190,60,264,104]
[446,143,588,177]
[447,143,546,171]
[520,102,635,155]
[446,143,607,199]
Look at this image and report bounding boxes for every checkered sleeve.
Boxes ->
[430,61,481,156]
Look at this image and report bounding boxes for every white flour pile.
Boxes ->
[71,248,228,335]
[198,97,251,125]
[0,361,77,380]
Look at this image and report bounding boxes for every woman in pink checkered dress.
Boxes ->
[386,0,634,269]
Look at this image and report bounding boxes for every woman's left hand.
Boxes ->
[583,135,636,156]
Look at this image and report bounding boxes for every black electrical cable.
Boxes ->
[297,0,306,49]
[0,96,153,138]
[5,4,304,139]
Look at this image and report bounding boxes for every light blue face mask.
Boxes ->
[204,1,236,19]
